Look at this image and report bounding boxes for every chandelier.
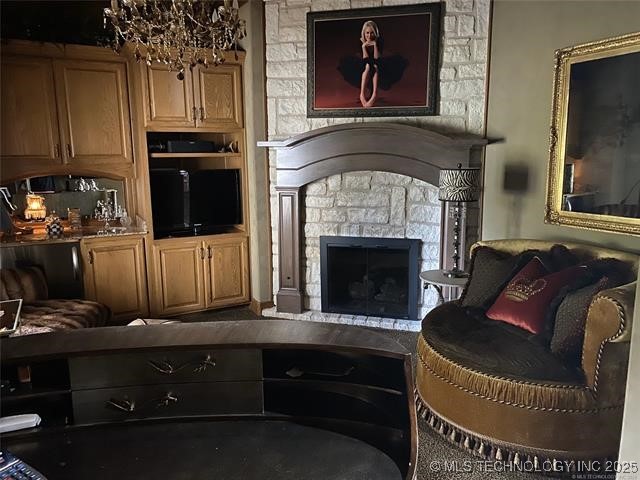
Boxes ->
[103,0,246,80]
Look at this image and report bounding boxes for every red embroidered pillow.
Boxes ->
[486,257,585,334]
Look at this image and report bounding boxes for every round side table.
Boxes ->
[420,270,469,305]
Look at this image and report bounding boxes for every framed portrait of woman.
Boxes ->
[307,4,441,118]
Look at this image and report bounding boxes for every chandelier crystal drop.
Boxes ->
[104,0,246,80]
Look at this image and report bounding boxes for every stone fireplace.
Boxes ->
[259,123,486,330]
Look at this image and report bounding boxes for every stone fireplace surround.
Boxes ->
[259,123,486,330]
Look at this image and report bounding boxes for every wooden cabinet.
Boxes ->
[144,63,243,130]
[145,63,195,128]
[152,235,249,316]
[82,235,149,322]
[206,236,249,307]
[54,60,133,166]
[1,51,134,180]
[0,56,60,166]
[194,64,243,129]
[143,54,250,316]
[152,238,207,315]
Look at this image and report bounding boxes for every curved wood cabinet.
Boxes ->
[0,321,417,480]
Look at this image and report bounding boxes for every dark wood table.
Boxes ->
[1,320,417,480]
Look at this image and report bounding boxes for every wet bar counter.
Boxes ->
[0,227,147,247]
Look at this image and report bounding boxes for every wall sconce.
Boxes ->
[24,194,47,220]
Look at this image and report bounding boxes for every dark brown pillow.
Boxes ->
[459,247,521,309]
[547,244,580,271]
[551,277,613,367]
[459,246,556,309]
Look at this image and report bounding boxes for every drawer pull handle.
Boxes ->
[286,365,355,378]
[147,354,216,375]
[156,392,178,408]
[106,393,178,413]
[106,398,135,412]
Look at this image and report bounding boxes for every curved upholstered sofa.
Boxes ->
[415,239,638,465]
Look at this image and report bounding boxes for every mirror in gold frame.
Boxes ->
[545,31,640,235]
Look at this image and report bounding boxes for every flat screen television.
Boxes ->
[150,168,242,239]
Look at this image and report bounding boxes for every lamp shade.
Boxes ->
[438,167,481,202]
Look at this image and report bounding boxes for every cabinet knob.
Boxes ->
[88,250,94,264]
[200,247,205,260]
[192,106,197,122]
[199,106,205,121]
[207,245,212,259]
[54,144,61,158]
[66,144,73,157]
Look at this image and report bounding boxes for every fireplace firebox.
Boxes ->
[320,236,421,320]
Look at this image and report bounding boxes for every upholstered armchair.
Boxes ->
[415,239,637,468]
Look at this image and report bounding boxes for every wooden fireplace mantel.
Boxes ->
[258,123,487,314]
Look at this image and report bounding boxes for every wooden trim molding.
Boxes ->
[249,298,274,317]
[275,186,303,314]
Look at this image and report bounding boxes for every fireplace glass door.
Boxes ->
[320,236,420,320]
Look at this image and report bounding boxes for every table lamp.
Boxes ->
[24,194,47,221]
[438,164,481,278]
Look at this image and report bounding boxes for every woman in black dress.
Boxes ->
[360,20,380,108]
[338,20,408,109]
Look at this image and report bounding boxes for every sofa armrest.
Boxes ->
[582,281,635,393]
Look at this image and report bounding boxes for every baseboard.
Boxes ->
[249,298,274,317]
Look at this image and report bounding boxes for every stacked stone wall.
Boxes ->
[264,0,490,325]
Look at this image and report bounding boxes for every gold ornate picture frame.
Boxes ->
[545,32,640,236]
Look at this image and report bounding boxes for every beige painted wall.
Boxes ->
[240,1,272,303]
[483,0,640,253]
[485,1,640,468]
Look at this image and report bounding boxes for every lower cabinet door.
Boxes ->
[152,239,207,315]
[82,236,149,322]
[72,381,263,424]
[205,236,249,308]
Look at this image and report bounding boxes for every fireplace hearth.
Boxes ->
[320,236,421,320]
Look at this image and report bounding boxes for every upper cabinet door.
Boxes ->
[194,64,243,130]
[145,64,195,128]
[54,60,133,165]
[1,57,61,164]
